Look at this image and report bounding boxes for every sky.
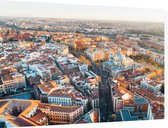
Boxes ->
[0,0,165,22]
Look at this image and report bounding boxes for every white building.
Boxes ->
[140,78,162,93]
[47,88,88,111]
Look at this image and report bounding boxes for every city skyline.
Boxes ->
[0,0,165,22]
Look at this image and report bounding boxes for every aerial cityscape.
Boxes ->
[0,3,165,128]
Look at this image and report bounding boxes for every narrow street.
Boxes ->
[70,49,114,122]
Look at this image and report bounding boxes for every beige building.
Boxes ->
[38,103,84,124]
[0,72,26,95]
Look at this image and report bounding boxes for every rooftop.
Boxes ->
[134,88,164,103]
[75,108,100,124]
[120,109,138,121]
[30,110,47,122]
[38,103,82,113]
[134,97,149,105]
[1,74,13,81]
[13,116,39,127]
[48,88,87,100]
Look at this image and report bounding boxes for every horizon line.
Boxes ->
[0,15,164,24]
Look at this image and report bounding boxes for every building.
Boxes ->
[34,80,59,103]
[133,88,164,104]
[47,88,88,111]
[85,48,106,61]
[0,99,41,127]
[75,108,100,123]
[89,88,99,109]
[113,96,124,112]
[41,43,69,56]
[70,71,99,109]
[38,103,84,124]
[103,48,136,77]
[0,70,26,95]
[140,78,162,93]
[27,57,62,80]
[30,110,49,126]
[56,54,80,75]
[48,88,73,106]
[134,97,149,112]
[119,109,138,121]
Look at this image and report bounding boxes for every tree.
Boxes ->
[0,122,7,128]
[56,39,60,43]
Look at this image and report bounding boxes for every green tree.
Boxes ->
[0,122,7,128]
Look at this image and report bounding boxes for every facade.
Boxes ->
[0,71,26,95]
[48,88,88,111]
[134,97,149,112]
[85,48,106,61]
[140,78,162,93]
[90,97,99,109]
[113,96,124,112]
[34,80,58,103]
[75,108,100,123]
[30,110,49,126]
[38,103,84,124]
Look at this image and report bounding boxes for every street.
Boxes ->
[70,49,114,122]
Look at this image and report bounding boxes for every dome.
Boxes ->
[113,51,126,62]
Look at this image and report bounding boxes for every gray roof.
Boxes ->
[134,97,149,105]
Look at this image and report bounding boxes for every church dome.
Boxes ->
[113,50,126,62]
